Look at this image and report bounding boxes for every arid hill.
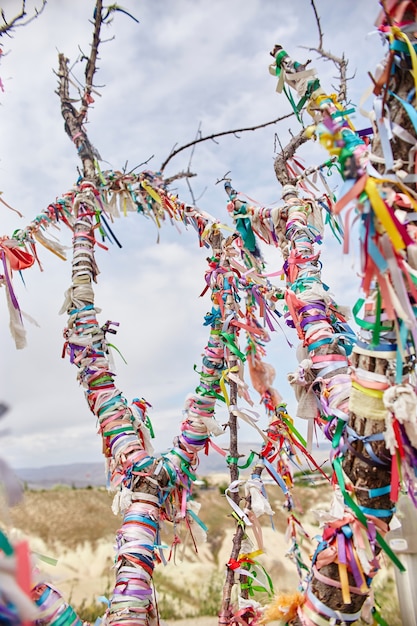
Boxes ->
[4,476,399,624]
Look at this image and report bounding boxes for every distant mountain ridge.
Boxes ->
[15,441,331,489]
[15,462,107,489]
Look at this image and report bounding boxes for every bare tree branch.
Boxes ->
[159,112,294,173]
[299,0,348,103]
[215,171,232,185]
[56,0,104,180]
[309,0,323,49]
[273,128,309,186]
[77,2,103,124]
[272,0,350,188]
[163,170,197,186]
[187,121,202,171]
[55,1,140,178]
[0,0,46,37]
[186,175,197,206]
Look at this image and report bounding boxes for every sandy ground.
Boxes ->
[7,486,400,625]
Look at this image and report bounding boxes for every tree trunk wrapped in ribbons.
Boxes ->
[257,6,417,622]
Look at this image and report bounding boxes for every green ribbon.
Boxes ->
[33,552,58,566]
[325,211,343,244]
[102,426,135,436]
[161,457,178,487]
[283,84,304,124]
[50,604,81,626]
[352,297,392,341]
[144,415,155,438]
[195,383,225,403]
[90,374,114,386]
[237,450,257,469]
[372,288,382,346]
[235,216,257,252]
[107,342,128,364]
[0,530,13,557]
[95,209,107,239]
[281,415,307,448]
[396,321,409,384]
[187,508,208,532]
[240,562,274,597]
[170,450,196,482]
[372,607,390,626]
[333,457,405,572]
[332,418,346,450]
[220,332,246,361]
[331,107,356,119]
[275,49,289,68]
[133,457,154,472]
[226,450,257,469]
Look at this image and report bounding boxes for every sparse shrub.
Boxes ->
[75,597,106,622]
[196,571,223,616]
[198,477,211,489]
[156,594,185,620]
[207,528,226,565]
[218,482,228,495]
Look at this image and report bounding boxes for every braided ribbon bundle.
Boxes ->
[59,182,237,624]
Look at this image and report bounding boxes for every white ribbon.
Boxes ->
[230,405,267,442]
[225,480,252,526]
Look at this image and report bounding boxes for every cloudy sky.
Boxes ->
[0,0,386,470]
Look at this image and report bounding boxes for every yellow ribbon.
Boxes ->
[238,549,264,561]
[200,221,234,242]
[141,179,163,206]
[94,159,107,186]
[301,605,331,626]
[219,365,240,406]
[351,380,384,399]
[337,560,351,605]
[377,176,417,211]
[351,541,369,594]
[365,177,406,251]
[389,27,417,100]
[310,92,356,132]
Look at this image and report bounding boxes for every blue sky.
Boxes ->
[0,0,385,468]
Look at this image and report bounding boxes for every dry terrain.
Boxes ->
[3,475,400,624]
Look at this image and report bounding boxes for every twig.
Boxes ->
[186,176,197,205]
[0,0,46,36]
[160,112,294,173]
[299,0,349,103]
[274,128,309,186]
[215,171,232,185]
[309,0,323,49]
[163,170,197,186]
[78,0,102,124]
[56,0,106,179]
